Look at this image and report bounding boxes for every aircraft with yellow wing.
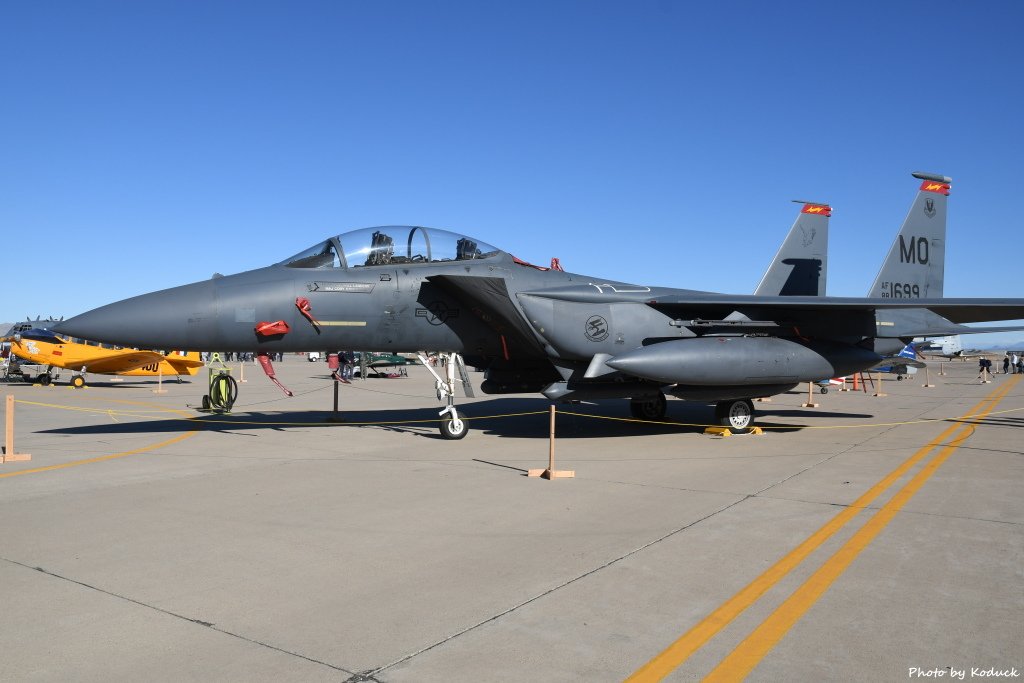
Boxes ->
[2,327,203,387]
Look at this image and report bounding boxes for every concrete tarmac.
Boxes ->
[1,358,1021,682]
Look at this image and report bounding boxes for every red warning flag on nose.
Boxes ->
[295,297,322,333]
[254,320,290,337]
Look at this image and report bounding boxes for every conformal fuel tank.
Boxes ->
[605,337,881,386]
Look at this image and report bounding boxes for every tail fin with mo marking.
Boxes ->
[867,172,950,299]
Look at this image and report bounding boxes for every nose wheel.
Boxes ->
[439,408,467,440]
[418,352,474,440]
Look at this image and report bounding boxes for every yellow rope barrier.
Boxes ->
[11,398,1024,431]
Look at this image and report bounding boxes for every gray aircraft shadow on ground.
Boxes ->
[36,397,876,440]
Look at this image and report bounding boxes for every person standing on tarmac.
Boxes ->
[341,351,355,382]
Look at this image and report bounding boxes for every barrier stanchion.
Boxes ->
[922,366,935,388]
[873,372,887,397]
[239,361,247,383]
[3,395,31,463]
[939,361,946,376]
[801,381,819,408]
[326,378,345,422]
[528,405,574,480]
[152,368,167,394]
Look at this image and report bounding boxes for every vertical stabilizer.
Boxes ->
[867,172,950,299]
[754,201,830,296]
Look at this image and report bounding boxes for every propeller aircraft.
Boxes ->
[3,327,203,387]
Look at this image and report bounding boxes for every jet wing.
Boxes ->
[518,286,1024,338]
[78,350,167,374]
[871,357,927,371]
[522,287,1024,323]
[645,294,1024,323]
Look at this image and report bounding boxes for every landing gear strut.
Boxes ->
[714,398,755,434]
[418,352,473,440]
[630,391,667,420]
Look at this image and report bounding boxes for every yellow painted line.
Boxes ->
[0,429,199,479]
[317,320,367,327]
[625,376,1018,682]
[1,399,201,479]
[704,377,1017,681]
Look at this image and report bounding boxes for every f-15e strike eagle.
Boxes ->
[57,172,1024,437]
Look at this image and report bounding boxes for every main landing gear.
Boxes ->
[630,391,667,420]
[714,398,755,434]
[418,351,475,440]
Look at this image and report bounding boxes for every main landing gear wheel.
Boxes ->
[37,374,52,386]
[715,398,755,434]
[70,375,86,389]
[440,409,468,440]
[820,386,828,394]
[630,392,667,420]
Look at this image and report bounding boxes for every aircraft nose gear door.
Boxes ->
[418,351,473,440]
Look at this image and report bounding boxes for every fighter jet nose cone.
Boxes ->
[58,280,218,350]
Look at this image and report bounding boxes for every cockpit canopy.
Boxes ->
[279,226,501,270]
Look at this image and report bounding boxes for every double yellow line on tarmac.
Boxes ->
[627,375,1019,682]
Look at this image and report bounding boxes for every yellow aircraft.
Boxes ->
[3,327,203,387]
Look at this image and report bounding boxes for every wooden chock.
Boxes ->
[801,381,819,408]
[3,395,31,463]
[703,426,764,437]
[528,405,574,480]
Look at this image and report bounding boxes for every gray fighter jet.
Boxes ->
[56,173,1024,437]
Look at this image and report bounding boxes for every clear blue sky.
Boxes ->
[3,1,1023,345]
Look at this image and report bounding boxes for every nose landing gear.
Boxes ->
[418,352,474,440]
